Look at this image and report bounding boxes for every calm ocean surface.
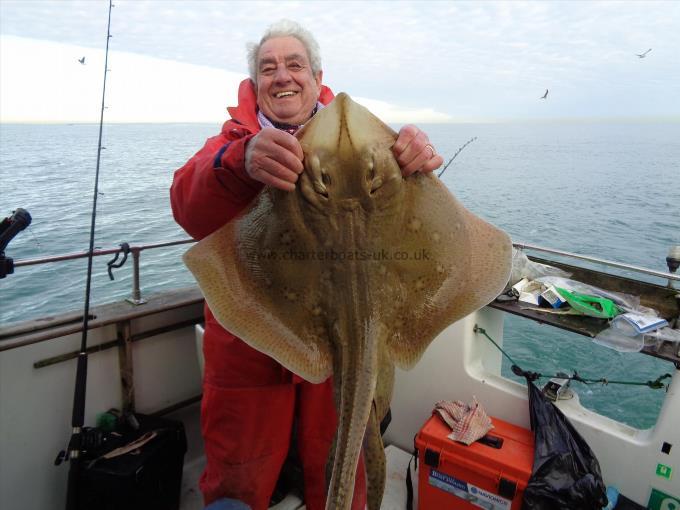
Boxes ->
[1,121,679,428]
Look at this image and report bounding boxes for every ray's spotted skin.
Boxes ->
[184,94,512,510]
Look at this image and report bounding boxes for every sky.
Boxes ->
[1,0,679,123]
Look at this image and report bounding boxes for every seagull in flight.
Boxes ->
[78,56,86,65]
[540,89,549,99]
[636,48,652,58]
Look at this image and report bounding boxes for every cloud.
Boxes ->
[354,97,453,124]
[0,36,452,123]
[0,36,246,123]
[2,1,680,121]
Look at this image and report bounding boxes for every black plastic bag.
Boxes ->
[521,374,608,510]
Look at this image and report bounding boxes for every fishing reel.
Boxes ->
[0,208,32,279]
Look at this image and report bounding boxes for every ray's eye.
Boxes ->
[370,176,383,195]
[307,153,329,199]
[367,156,382,195]
[313,183,329,198]
[366,158,375,181]
[314,171,329,198]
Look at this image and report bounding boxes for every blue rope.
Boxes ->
[474,325,671,390]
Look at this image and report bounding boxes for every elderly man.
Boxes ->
[171,19,442,510]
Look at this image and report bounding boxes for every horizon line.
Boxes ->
[2,115,679,126]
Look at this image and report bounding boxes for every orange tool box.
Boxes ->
[415,413,535,510]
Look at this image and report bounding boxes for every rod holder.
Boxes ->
[126,248,147,305]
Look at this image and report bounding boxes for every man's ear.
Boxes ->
[315,70,323,89]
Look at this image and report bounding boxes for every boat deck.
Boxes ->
[179,446,417,510]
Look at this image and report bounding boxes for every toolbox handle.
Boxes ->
[477,434,504,449]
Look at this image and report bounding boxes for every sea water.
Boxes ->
[1,121,679,428]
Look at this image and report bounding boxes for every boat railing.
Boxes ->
[11,239,680,307]
[514,242,680,284]
[13,238,195,305]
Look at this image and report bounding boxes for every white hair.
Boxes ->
[247,19,322,83]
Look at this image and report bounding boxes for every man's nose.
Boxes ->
[273,65,292,82]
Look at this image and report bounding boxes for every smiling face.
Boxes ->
[255,36,323,126]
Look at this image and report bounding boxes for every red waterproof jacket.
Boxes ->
[171,78,334,240]
[170,79,366,510]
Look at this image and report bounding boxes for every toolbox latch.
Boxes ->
[498,477,517,499]
[424,448,440,468]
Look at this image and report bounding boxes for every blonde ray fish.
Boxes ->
[183,93,512,510]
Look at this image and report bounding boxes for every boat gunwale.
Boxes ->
[0,286,203,350]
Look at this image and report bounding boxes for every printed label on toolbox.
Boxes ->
[429,469,512,510]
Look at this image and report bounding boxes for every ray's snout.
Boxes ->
[298,93,402,211]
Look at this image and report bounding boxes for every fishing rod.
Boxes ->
[437,136,477,178]
[59,1,114,508]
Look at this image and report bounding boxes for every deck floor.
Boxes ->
[179,445,417,510]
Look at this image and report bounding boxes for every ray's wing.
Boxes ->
[184,190,333,383]
[382,174,512,369]
[185,92,512,381]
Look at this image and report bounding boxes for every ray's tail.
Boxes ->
[325,321,380,510]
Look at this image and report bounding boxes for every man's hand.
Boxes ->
[245,127,304,191]
[392,124,444,177]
